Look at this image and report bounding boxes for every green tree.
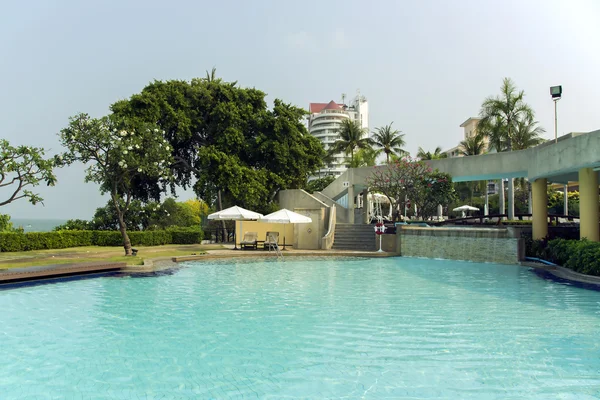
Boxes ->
[478,77,541,219]
[459,132,487,203]
[58,113,174,255]
[305,176,336,193]
[372,123,407,164]
[1,139,57,207]
[54,219,95,231]
[366,158,456,221]
[111,75,324,214]
[347,147,380,168]
[416,146,447,160]
[329,119,373,166]
[0,214,23,232]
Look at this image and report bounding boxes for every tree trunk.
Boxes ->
[507,178,515,220]
[217,190,228,240]
[117,211,132,256]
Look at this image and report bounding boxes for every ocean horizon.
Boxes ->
[10,218,68,233]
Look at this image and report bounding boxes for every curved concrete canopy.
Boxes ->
[322,129,600,200]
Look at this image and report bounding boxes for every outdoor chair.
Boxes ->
[264,231,279,250]
[240,232,258,249]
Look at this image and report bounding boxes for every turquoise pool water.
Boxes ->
[1,257,600,399]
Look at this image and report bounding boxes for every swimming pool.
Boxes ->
[1,257,599,398]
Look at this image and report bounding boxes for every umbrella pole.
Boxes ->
[283,223,287,250]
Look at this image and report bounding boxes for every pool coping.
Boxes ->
[520,261,600,288]
[121,249,401,273]
[0,261,126,284]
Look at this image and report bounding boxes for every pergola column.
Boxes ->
[532,178,548,240]
[579,168,599,241]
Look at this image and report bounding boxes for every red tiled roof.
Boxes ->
[309,100,342,114]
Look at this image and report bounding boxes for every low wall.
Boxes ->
[235,221,294,248]
[398,226,523,264]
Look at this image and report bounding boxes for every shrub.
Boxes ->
[169,228,203,244]
[0,229,203,252]
[528,238,600,277]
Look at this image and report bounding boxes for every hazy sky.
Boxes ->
[2,0,599,219]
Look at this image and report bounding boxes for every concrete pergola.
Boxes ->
[321,129,600,242]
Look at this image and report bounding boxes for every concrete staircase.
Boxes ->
[332,223,377,251]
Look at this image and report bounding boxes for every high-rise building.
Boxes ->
[308,93,369,179]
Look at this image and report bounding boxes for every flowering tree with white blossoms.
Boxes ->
[58,113,174,255]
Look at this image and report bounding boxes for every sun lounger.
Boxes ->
[240,232,258,249]
[264,231,279,250]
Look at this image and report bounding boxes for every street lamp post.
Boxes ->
[550,85,562,143]
[550,85,568,215]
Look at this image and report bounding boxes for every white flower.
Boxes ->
[120,130,127,137]
[113,128,117,132]
[158,143,162,147]
[118,161,124,166]
[154,128,159,133]
[123,150,128,155]
[163,139,167,143]
[127,146,133,150]
[154,161,158,165]
[135,144,140,149]
[137,168,142,172]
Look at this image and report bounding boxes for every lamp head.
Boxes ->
[550,85,562,99]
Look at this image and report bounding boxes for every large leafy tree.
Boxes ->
[111,75,324,214]
[58,113,174,255]
[416,146,447,160]
[372,123,407,164]
[347,147,380,168]
[0,139,56,207]
[329,119,373,166]
[367,158,456,221]
[478,78,542,219]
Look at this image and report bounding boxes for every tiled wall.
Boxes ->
[398,227,521,264]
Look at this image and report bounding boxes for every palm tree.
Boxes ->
[417,146,447,160]
[479,77,537,220]
[512,116,546,212]
[330,119,373,166]
[512,116,546,151]
[459,132,487,204]
[372,123,407,163]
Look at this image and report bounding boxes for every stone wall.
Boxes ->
[398,226,523,264]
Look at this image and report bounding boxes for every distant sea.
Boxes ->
[10,218,67,233]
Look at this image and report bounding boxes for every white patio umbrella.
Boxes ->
[259,208,312,249]
[453,205,479,219]
[452,205,480,212]
[208,206,263,249]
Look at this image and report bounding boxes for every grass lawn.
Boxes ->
[0,244,226,269]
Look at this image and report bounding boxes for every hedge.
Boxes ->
[527,238,600,277]
[0,229,203,252]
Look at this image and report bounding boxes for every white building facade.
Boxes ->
[308,94,369,179]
